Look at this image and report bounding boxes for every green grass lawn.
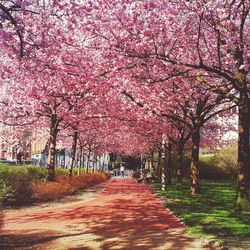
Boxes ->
[153,179,250,240]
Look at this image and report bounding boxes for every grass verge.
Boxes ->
[152,179,250,240]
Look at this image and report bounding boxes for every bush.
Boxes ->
[0,164,72,205]
[32,172,110,202]
[132,171,141,179]
[55,168,68,177]
[0,163,110,205]
[102,172,111,180]
[0,200,3,230]
[7,171,34,204]
[199,146,237,180]
[0,164,45,205]
[170,145,237,180]
[25,165,47,180]
[32,181,73,201]
[54,167,87,177]
[0,179,13,203]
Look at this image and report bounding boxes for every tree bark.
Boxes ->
[157,149,162,180]
[151,152,157,177]
[166,142,172,185]
[235,94,250,211]
[150,152,154,172]
[190,127,201,195]
[177,138,184,186]
[162,142,172,188]
[78,145,83,175]
[92,156,97,173]
[47,114,59,181]
[68,131,78,178]
[86,147,91,173]
[161,146,168,190]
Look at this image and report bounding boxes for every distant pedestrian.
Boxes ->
[120,165,125,178]
[16,147,23,165]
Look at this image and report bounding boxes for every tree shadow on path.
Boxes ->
[1,179,210,249]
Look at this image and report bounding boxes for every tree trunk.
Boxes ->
[235,94,250,211]
[149,152,154,172]
[47,114,59,181]
[140,154,144,177]
[92,156,97,173]
[69,131,78,178]
[157,149,162,180]
[177,138,184,186]
[63,149,66,168]
[166,142,172,185]
[151,152,156,177]
[190,127,201,195]
[82,154,85,168]
[78,145,83,175]
[161,147,168,191]
[86,148,91,173]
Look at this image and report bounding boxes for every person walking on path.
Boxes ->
[120,165,125,178]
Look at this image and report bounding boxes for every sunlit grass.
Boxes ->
[152,179,250,239]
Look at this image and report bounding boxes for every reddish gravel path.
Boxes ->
[0,178,210,249]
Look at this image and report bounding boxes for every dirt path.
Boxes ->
[0,178,210,250]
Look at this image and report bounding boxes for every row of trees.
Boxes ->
[0,0,249,211]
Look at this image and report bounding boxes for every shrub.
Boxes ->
[132,171,141,179]
[0,164,66,205]
[213,145,237,178]
[0,163,110,205]
[7,171,34,204]
[0,165,36,205]
[55,168,68,177]
[32,172,110,202]
[32,181,73,201]
[54,167,87,177]
[199,146,237,180]
[170,145,237,180]
[102,172,111,180]
[0,179,14,203]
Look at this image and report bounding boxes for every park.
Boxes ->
[0,0,249,249]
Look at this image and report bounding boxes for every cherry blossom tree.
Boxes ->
[85,0,249,211]
[0,0,248,211]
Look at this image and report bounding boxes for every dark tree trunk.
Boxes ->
[69,131,78,178]
[235,94,250,211]
[190,127,201,195]
[161,142,172,190]
[157,149,162,180]
[81,155,85,169]
[47,114,59,181]
[177,138,184,186]
[86,148,91,173]
[92,156,97,173]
